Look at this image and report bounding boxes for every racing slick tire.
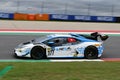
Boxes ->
[31,46,46,60]
[84,46,98,59]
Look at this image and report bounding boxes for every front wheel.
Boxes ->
[84,46,98,59]
[31,46,46,60]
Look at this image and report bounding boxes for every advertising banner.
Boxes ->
[27,14,35,20]
[74,15,116,22]
[0,13,14,19]
[94,16,116,22]
[50,14,116,22]
[14,13,28,20]
[49,14,74,20]
[74,15,91,21]
[35,14,49,21]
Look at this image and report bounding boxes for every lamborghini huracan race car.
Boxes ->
[14,32,108,59]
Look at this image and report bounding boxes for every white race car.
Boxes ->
[14,32,108,59]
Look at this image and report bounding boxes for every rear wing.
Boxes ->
[70,32,109,41]
[91,32,109,41]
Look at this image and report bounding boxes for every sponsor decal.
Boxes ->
[50,14,68,20]
[50,14,116,22]
[73,53,78,57]
[0,13,14,19]
[76,47,84,54]
[48,48,54,56]
[55,47,71,51]
[74,15,91,21]
[0,13,9,18]
[97,16,114,21]
[48,47,71,56]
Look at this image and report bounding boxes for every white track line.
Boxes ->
[50,59,104,62]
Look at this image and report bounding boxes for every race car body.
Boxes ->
[14,32,108,59]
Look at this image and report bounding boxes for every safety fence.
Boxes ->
[0,12,120,22]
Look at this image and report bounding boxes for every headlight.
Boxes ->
[16,46,28,52]
[18,49,24,52]
[16,48,24,52]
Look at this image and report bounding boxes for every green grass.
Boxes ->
[0,62,120,80]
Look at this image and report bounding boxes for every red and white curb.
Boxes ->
[102,58,120,62]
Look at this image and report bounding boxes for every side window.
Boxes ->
[44,37,67,47]
[66,37,80,45]
[43,37,80,47]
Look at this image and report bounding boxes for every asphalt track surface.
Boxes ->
[0,35,120,59]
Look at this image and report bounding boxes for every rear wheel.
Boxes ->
[84,46,98,59]
[31,46,46,60]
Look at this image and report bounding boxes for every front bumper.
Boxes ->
[14,48,31,58]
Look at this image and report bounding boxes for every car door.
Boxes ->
[64,37,83,57]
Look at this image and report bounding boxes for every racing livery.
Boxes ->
[14,32,109,59]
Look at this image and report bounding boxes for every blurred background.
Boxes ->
[0,0,120,17]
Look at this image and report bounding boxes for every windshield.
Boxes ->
[32,35,49,43]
